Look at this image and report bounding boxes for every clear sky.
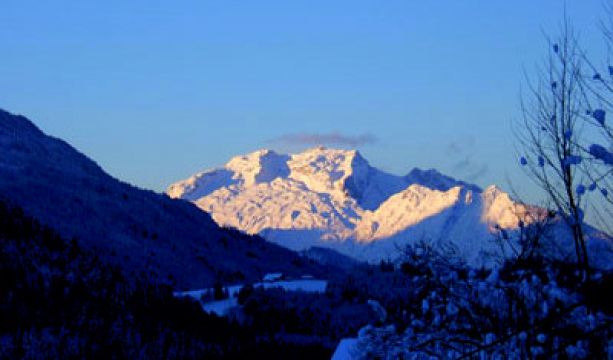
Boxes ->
[0,1,608,202]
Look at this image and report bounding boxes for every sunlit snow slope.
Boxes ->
[169,147,611,266]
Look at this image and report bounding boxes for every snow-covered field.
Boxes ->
[331,338,358,360]
[175,279,328,316]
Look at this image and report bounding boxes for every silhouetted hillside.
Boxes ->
[0,109,321,289]
[0,199,331,359]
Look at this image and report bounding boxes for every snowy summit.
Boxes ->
[168,147,608,266]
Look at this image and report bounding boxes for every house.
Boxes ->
[262,273,284,282]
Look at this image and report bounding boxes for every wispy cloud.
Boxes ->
[446,136,489,182]
[452,156,489,182]
[268,131,377,147]
[452,157,472,172]
[446,136,476,156]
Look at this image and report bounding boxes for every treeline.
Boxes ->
[235,285,377,348]
[0,200,330,359]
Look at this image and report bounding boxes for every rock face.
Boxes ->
[168,147,564,265]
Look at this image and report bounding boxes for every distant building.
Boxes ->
[262,273,283,282]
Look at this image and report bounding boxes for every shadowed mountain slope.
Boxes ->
[0,109,320,289]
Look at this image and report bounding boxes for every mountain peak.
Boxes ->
[168,149,292,200]
[483,184,504,195]
[166,146,611,267]
[226,149,290,186]
[299,146,362,159]
[287,147,370,197]
[0,108,45,138]
[405,167,481,193]
[169,148,483,210]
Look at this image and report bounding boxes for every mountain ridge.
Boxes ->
[168,147,612,267]
[0,109,321,289]
[167,148,517,263]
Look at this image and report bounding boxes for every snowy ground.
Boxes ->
[175,279,328,316]
[331,338,358,360]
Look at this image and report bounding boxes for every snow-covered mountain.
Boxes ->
[168,147,612,266]
[0,109,322,289]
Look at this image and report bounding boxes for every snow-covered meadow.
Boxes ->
[175,276,328,316]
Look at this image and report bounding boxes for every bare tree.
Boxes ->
[574,3,613,235]
[515,19,590,270]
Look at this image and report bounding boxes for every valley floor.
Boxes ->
[175,278,328,316]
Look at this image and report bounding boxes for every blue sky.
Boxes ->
[0,1,608,202]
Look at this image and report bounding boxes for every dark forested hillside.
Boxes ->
[2,178,611,358]
[0,200,332,359]
[0,109,321,289]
